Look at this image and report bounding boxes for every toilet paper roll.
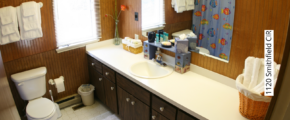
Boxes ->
[54,76,65,93]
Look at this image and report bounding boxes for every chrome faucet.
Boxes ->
[152,54,167,67]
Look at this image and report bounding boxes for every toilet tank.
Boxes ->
[11,67,47,101]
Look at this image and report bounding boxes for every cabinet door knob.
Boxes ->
[91,63,94,66]
[99,78,102,81]
[152,115,156,119]
[105,72,109,76]
[126,98,130,102]
[111,87,114,90]
[131,101,135,105]
[160,107,164,112]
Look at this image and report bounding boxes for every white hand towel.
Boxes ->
[17,2,43,40]
[175,0,186,13]
[243,57,255,88]
[131,40,142,44]
[172,0,176,7]
[186,0,195,10]
[0,6,20,45]
[248,58,262,89]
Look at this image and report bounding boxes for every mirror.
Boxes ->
[142,0,236,62]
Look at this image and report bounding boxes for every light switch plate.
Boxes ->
[135,34,139,39]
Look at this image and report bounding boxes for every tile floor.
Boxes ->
[57,100,120,120]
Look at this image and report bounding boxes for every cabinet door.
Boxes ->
[104,78,118,114]
[131,97,150,120]
[152,110,169,120]
[177,110,199,120]
[89,66,106,104]
[117,87,132,120]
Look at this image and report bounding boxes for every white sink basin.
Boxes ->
[129,61,173,79]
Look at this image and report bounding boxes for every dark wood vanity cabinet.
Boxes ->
[177,110,199,120]
[104,77,118,113]
[88,54,200,120]
[151,110,169,120]
[118,86,150,120]
[88,66,106,104]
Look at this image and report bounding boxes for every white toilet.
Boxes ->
[11,67,58,120]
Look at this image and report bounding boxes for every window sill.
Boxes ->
[56,39,100,53]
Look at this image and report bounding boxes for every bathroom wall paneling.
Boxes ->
[0,0,116,63]
[4,47,89,117]
[119,0,290,79]
[118,0,193,41]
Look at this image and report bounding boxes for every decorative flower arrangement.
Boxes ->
[105,1,127,45]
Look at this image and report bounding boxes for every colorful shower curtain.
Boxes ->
[192,0,235,60]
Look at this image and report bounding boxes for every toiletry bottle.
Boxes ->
[160,34,164,42]
[155,34,160,43]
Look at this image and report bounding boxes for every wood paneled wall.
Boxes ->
[118,0,192,40]
[0,0,116,118]
[119,0,290,79]
[0,0,115,63]
[4,47,89,117]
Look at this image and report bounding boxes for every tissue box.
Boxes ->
[187,37,198,51]
[175,52,191,74]
[175,38,188,54]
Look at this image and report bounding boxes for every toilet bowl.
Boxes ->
[26,98,57,120]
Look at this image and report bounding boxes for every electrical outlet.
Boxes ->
[135,12,138,21]
[135,34,139,39]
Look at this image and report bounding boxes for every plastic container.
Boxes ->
[78,84,95,106]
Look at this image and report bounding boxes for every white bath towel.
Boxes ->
[186,0,195,10]
[172,0,176,7]
[17,1,43,40]
[175,0,186,13]
[248,58,262,89]
[0,6,20,45]
[252,61,279,94]
[243,57,255,88]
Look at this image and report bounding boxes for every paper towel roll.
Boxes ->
[54,76,65,93]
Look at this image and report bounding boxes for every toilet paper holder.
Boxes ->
[49,76,64,85]
[49,79,55,85]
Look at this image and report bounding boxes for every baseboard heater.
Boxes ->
[55,94,82,109]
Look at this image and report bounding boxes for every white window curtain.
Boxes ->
[53,0,101,47]
[142,0,165,31]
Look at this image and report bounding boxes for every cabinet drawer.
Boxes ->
[152,95,177,120]
[116,74,150,105]
[177,110,199,120]
[102,65,116,83]
[152,109,169,120]
[88,55,102,74]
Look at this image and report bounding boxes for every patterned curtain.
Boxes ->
[192,0,235,60]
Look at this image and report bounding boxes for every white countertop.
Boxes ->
[86,40,247,120]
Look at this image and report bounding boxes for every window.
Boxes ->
[53,0,101,53]
[142,0,165,32]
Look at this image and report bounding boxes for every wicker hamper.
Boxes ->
[236,74,271,120]
[239,92,270,120]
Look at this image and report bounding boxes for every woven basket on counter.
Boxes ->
[236,74,271,120]
[122,44,143,54]
[238,92,270,120]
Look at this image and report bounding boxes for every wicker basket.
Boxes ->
[239,92,270,120]
[122,44,143,54]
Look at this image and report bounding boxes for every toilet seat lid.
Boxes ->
[27,98,55,119]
